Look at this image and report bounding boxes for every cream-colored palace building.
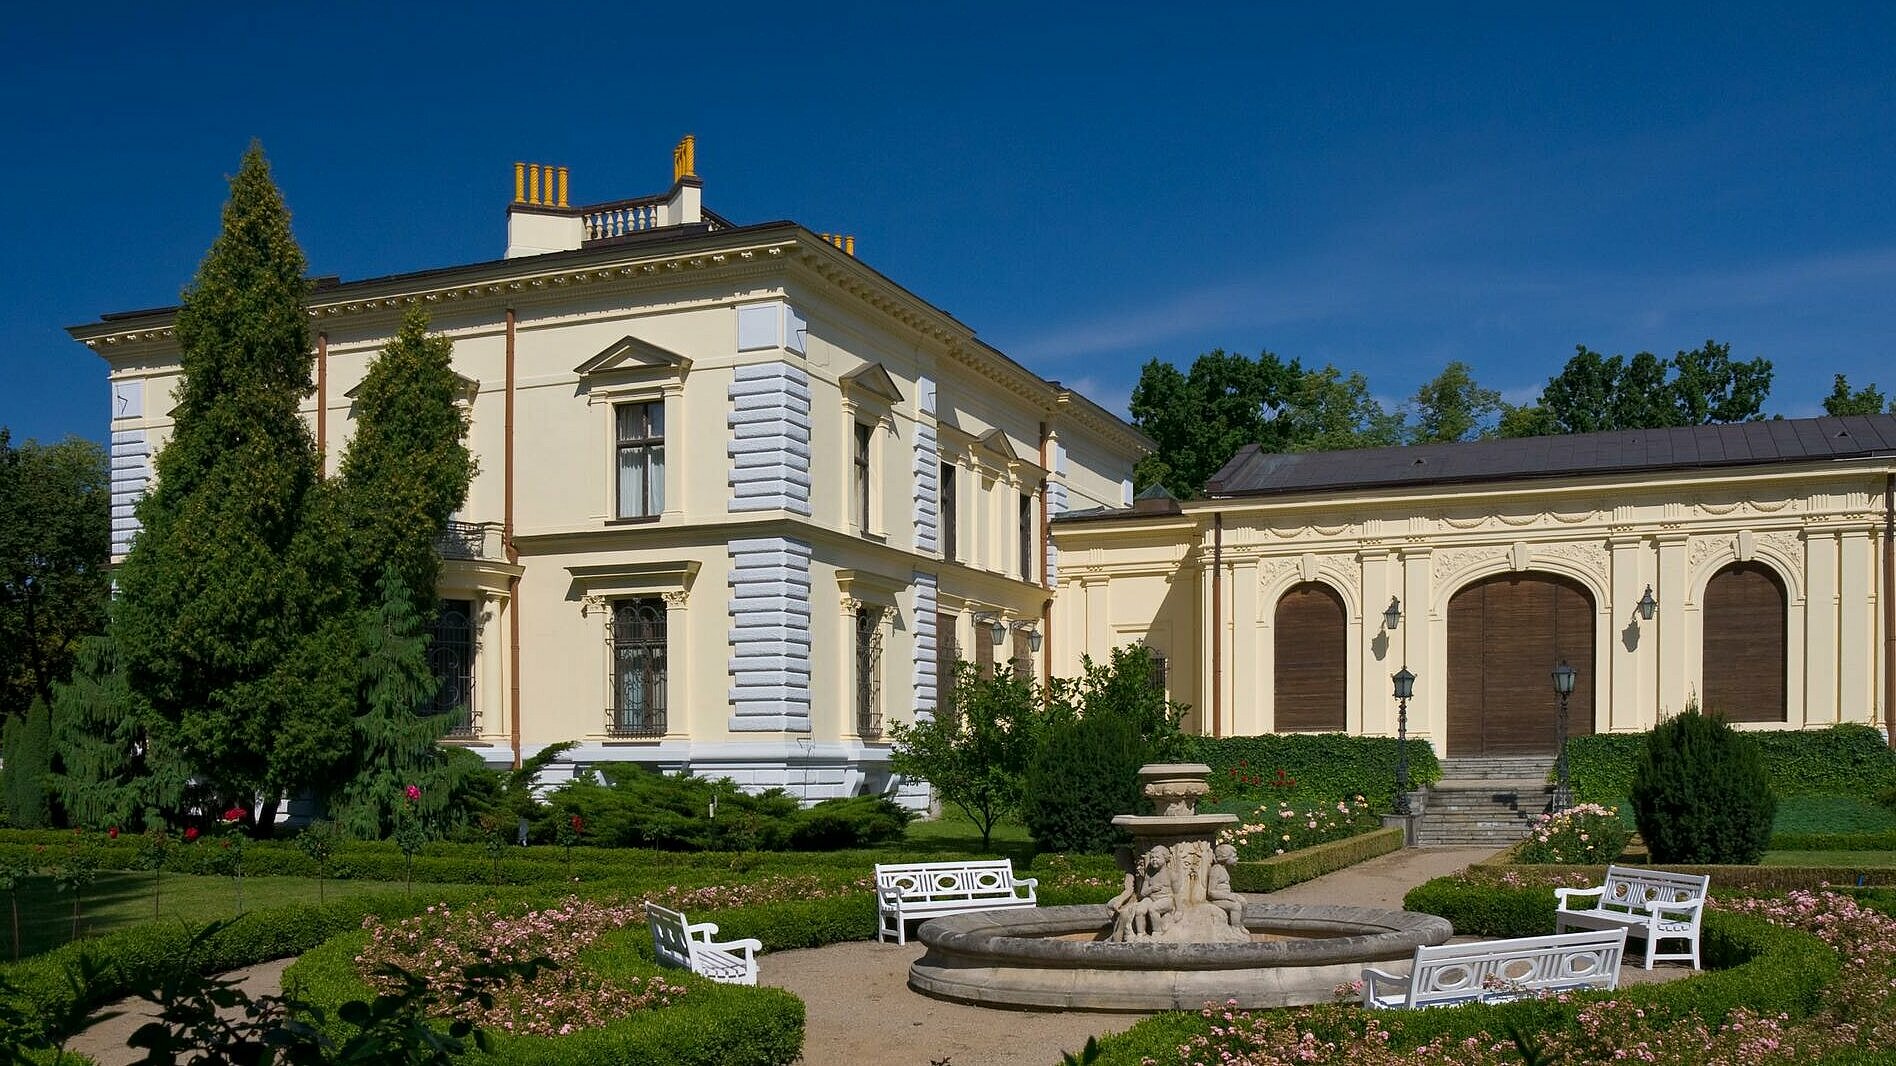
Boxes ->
[73,142,1147,801]
[74,141,1896,804]
[1051,423,1895,759]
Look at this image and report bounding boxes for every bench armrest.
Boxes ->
[1553,886,1605,908]
[1360,967,1406,1006]
[709,936,763,956]
[1640,896,1705,919]
[687,920,725,940]
[1016,876,1039,892]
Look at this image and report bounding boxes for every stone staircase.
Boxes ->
[1412,756,1556,847]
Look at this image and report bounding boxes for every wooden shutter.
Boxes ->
[1702,563,1787,723]
[1273,583,1347,732]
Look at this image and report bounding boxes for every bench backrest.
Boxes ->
[645,901,695,966]
[1600,865,1709,911]
[1407,929,1626,1007]
[875,859,1019,901]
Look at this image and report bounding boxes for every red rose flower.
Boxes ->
[221,806,246,823]
[108,826,120,839]
[404,784,421,802]
[184,827,200,842]
[569,815,584,832]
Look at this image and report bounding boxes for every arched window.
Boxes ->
[1273,582,1346,732]
[1702,562,1787,723]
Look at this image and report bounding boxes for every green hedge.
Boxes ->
[1230,827,1404,893]
[1090,876,1841,1065]
[1567,722,1896,805]
[1470,857,1896,891]
[288,928,803,1066]
[1773,828,1896,851]
[1182,733,1441,813]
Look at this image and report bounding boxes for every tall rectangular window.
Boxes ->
[854,422,873,533]
[615,401,665,519]
[935,611,958,721]
[1018,491,1034,580]
[856,606,883,738]
[611,599,667,736]
[940,461,957,562]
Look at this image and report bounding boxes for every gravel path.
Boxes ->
[68,845,1695,1064]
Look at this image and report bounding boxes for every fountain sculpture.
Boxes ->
[908,762,1453,1010]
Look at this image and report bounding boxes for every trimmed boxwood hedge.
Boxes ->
[1089,875,1842,1066]
[1229,827,1404,893]
[1471,856,1896,891]
[1567,722,1896,806]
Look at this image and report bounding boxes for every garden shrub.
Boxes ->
[1512,803,1631,865]
[1185,733,1439,815]
[0,699,54,829]
[1227,826,1402,893]
[1220,795,1379,861]
[531,766,910,852]
[1631,704,1776,864]
[1021,710,1148,854]
[1569,721,1896,806]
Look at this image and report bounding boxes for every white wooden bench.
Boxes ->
[874,859,1038,944]
[1361,928,1627,1009]
[644,900,762,985]
[1555,864,1710,969]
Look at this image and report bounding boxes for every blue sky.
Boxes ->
[5,3,1894,445]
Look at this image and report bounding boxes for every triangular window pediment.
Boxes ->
[343,371,480,404]
[574,336,693,378]
[841,362,904,405]
[979,428,1019,463]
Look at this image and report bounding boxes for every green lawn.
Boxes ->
[895,806,1035,864]
[1760,850,1896,868]
[5,871,448,960]
[1772,794,1896,835]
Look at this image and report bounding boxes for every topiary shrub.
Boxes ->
[1021,710,1146,854]
[1631,702,1776,864]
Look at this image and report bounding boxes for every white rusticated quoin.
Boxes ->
[726,537,813,732]
[645,901,762,985]
[912,421,940,554]
[911,571,939,721]
[875,859,1038,946]
[1555,864,1709,970]
[726,362,812,516]
[1361,928,1627,1009]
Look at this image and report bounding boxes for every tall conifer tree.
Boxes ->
[337,307,474,614]
[111,143,336,821]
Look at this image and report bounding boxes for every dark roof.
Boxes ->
[1205,415,1896,498]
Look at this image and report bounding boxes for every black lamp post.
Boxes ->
[1392,667,1415,816]
[1551,660,1577,811]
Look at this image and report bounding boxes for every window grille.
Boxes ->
[610,599,667,737]
[856,606,883,738]
[854,422,873,532]
[427,599,476,735]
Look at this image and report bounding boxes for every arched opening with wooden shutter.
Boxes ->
[1446,572,1595,756]
[1701,562,1787,723]
[1272,582,1347,732]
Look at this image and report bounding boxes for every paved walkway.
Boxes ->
[76,845,1666,1066]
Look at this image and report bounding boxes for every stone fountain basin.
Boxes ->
[910,903,1453,1011]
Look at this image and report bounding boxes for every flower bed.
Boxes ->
[1217,795,1380,860]
[1511,803,1631,865]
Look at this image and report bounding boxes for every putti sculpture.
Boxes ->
[1108,764,1249,944]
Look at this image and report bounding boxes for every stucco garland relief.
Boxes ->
[1540,541,1611,586]
[1257,554,1362,618]
[1685,530,1806,606]
[1431,546,1509,589]
[1688,534,1727,571]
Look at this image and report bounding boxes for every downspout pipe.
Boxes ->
[1885,472,1894,749]
[506,307,523,770]
[315,331,327,477]
[1038,422,1051,682]
[1212,512,1223,738]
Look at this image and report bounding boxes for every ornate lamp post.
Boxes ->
[1392,667,1416,816]
[1551,660,1577,812]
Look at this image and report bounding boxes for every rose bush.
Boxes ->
[1512,803,1631,865]
[1218,795,1377,860]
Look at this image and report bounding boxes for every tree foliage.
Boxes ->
[1502,340,1773,437]
[109,142,345,821]
[327,568,458,839]
[1023,645,1188,854]
[336,307,474,614]
[0,697,54,827]
[1406,361,1501,444]
[0,430,109,719]
[1129,350,1400,496]
[1822,373,1894,416]
[50,635,191,830]
[888,664,1048,849]
[1629,701,1777,865]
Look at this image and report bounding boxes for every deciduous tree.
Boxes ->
[1503,340,1773,437]
[0,430,109,719]
[1823,373,1894,416]
[888,663,1048,849]
[1406,362,1501,444]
